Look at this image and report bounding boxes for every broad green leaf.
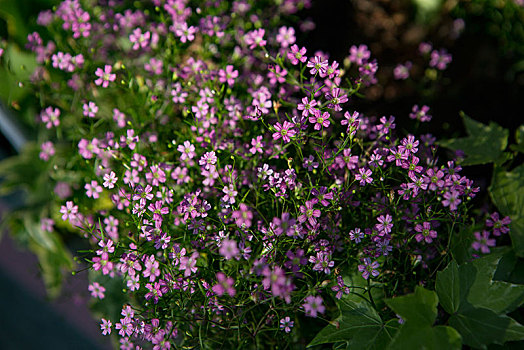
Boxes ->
[387,324,462,350]
[384,286,438,327]
[510,125,524,153]
[462,251,524,314]
[450,225,476,264]
[489,164,524,256]
[438,113,509,165]
[449,307,524,349]
[308,299,397,348]
[436,260,460,314]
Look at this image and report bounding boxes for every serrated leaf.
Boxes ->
[308,299,397,348]
[436,260,460,314]
[438,113,509,165]
[387,324,462,350]
[489,164,524,256]
[385,286,438,327]
[449,307,524,349]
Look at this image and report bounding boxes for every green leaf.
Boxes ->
[449,308,524,349]
[510,125,524,153]
[463,251,524,314]
[436,260,461,314]
[438,112,509,165]
[387,324,462,350]
[384,286,438,327]
[489,164,524,256]
[308,299,397,348]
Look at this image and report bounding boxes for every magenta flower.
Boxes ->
[297,96,318,117]
[219,239,239,260]
[348,44,371,65]
[218,65,239,86]
[174,22,197,43]
[83,101,98,117]
[85,180,102,199]
[414,222,437,243]
[39,141,55,161]
[287,44,307,65]
[393,61,412,80]
[358,258,380,280]
[231,203,253,228]
[486,212,511,236]
[179,251,199,277]
[410,105,432,122]
[177,140,196,160]
[276,26,296,48]
[94,65,116,88]
[306,56,328,76]
[309,110,330,130]
[272,121,296,143]
[355,168,373,186]
[199,151,217,170]
[212,272,236,297]
[325,88,348,111]
[375,214,393,235]
[60,201,78,221]
[298,200,321,226]
[280,317,294,333]
[103,171,118,189]
[244,28,266,49]
[442,190,461,211]
[100,318,112,335]
[430,49,452,70]
[472,231,496,254]
[40,106,60,129]
[88,282,106,299]
[222,184,238,205]
[129,27,150,50]
[303,295,325,318]
[143,255,160,282]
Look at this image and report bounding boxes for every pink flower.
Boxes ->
[83,101,98,118]
[85,180,103,199]
[39,141,55,161]
[244,29,266,49]
[103,171,118,189]
[355,168,373,186]
[218,65,238,86]
[60,201,78,221]
[40,106,60,128]
[287,44,307,65]
[94,65,116,88]
[88,282,106,299]
[472,231,496,254]
[298,200,321,226]
[129,27,150,50]
[309,110,330,130]
[212,272,236,297]
[303,295,325,318]
[219,239,239,260]
[199,151,217,170]
[100,318,112,335]
[272,121,296,143]
[276,26,296,48]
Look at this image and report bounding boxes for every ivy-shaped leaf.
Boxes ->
[385,287,461,350]
[509,125,524,153]
[449,307,524,349]
[308,298,398,348]
[438,112,509,165]
[489,164,524,257]
[436,260,460,314]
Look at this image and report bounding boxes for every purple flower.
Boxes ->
[298,200,321,226]
[410,105,432,122]
[393,61,412,80]
[219,239,239,260]
[212,272,236,297]
[297,96,318,117]
[355,168,373,186]
[358,258,380,280]
[276,26,296,48]
[486,212,511,236]
[442,190,461,211]
[472,231,496,254]
[430,49,452,70]
[303,295,325,318]
[179,251,199,277]
[244,29,266,49]
[231,203,253,228]
[307,56,328,76]
[199,151,217,170]
[218,65,238,86]
[375,214,393,235]
[414,222,437,243]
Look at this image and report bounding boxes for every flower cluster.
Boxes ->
[15,0,495,348]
